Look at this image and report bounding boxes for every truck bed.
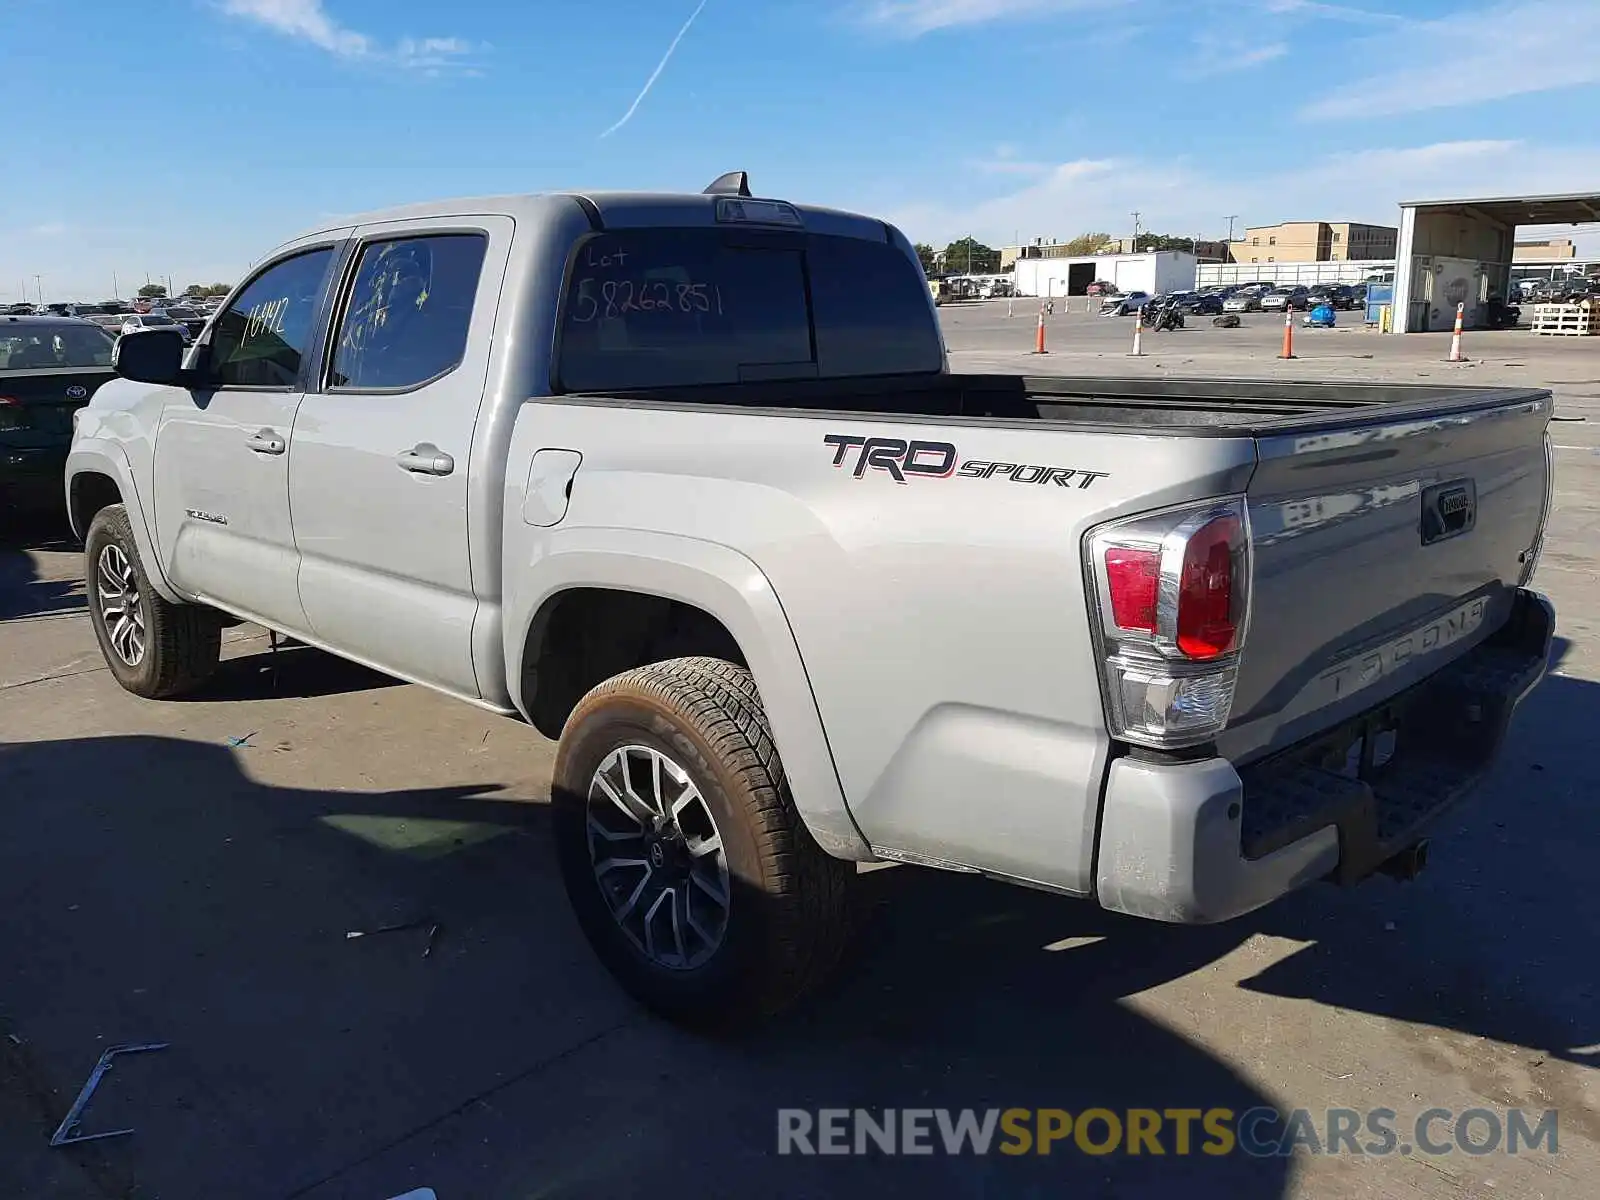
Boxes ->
[584,373,1550,434]
[576,369,1553,780]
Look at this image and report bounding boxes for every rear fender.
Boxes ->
[504,526,872,861]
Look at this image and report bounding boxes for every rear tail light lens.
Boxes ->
[1176,514,1241,659]
[1104,546,1160,633]
[1086,498,1251,749]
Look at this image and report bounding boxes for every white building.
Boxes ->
[1012,251,1197,298]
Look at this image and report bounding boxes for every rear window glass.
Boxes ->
[0,324,113,371]
[555,229,941,392]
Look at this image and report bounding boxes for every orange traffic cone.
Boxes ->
[1033,306,1047,354]
[1279,304,1296,359]
[1447,302,1466,362]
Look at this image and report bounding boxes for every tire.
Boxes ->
[551,656,854,1029]
[85,504,221,699]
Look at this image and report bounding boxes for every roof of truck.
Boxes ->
[287,190,894,245]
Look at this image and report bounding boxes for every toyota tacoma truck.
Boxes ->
[66,174,1556,1026]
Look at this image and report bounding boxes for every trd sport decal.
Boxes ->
[823,434,1108,489]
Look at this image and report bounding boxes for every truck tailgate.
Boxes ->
[1221,391,1552,766]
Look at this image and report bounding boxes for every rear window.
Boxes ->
[0,323,113,371]
[555,228,942,392]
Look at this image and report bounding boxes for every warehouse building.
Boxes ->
[1390,192,1600,331]
[1012,250,1197,298]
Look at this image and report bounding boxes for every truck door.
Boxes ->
[288,219,510,698]
[150,243,342,632]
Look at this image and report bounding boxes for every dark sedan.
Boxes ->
[1177,291,1225,315]
[0,316,116,515]
[1307,284,1358,310]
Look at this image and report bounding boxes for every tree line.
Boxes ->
[136,282,234,299]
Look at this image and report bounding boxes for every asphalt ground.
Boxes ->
[2,316,1598,1199]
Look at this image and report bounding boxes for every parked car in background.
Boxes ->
[120,312,192,344]
[1101,290,1151,315]
[1260,286,1311,312]
[1085,280,1116,296]
[158,305,210,339]
[1,316,115,514]
[1348,283,1369,311]
[1177,291,1224,315]
[1222,290,1262,313]
[1307,284,1357,311]
[86,314,127,337]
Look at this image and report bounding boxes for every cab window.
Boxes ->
[207,249,335,388]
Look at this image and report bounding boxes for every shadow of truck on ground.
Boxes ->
[0,733,1291,1200]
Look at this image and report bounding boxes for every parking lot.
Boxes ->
[4,313,1600,1199]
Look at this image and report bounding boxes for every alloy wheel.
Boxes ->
[586,744,731,970]
[96,543,146,667]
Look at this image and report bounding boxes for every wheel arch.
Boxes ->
[506,529,871,861]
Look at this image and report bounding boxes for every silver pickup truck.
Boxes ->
[66,176,1555,1026]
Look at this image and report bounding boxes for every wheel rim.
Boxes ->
[96,543,146,667]
[586,744,731,971]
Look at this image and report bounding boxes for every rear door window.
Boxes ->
[328,233,488,391]
[556,229,940,393]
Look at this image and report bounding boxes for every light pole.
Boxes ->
[34,275,43,305]
[1225,215,1240,242]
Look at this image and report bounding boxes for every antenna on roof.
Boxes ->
[703,171,752,198]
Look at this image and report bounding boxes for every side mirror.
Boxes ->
[113,328,187,386]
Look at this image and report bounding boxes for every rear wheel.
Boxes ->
[552,657,854,1028]
[85,504,221,699]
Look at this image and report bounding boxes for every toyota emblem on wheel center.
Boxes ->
[65,385,88,398]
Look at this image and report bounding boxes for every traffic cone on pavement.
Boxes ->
[1130,312,1144,357]
[1447,302,1467,362]
[1033,305,1047,354]
[1279,304,1296,359]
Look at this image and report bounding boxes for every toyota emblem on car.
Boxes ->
[65,385,88,398]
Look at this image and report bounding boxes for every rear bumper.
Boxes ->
[1095,588,1554,924]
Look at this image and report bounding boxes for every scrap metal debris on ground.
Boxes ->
[346,918,441,959]
[49,1042,168,1147]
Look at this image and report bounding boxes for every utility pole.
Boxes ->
[1131,212,1142,251]
[1225,215,1240,242]
[112,270,119,299]
[34,275,43,305]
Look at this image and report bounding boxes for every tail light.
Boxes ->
[0,395,22,432]
[1085,498,1251,749]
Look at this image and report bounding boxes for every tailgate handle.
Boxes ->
[1421,479,1476,546]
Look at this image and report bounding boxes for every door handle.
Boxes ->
[245,429,286,455]
[396,443,455,476]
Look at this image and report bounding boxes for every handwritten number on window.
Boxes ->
[571,277,724,323]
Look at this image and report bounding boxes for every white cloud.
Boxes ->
[218,0,480,72]
[1303,1,1600,118]
[1187,34,1287,75]
[856,0,1095,36]
[30,221,68,237]
[883,139,1600,249]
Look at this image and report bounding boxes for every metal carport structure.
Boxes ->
[1390,192,1600,332]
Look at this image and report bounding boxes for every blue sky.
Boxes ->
[3,0,1599,301]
